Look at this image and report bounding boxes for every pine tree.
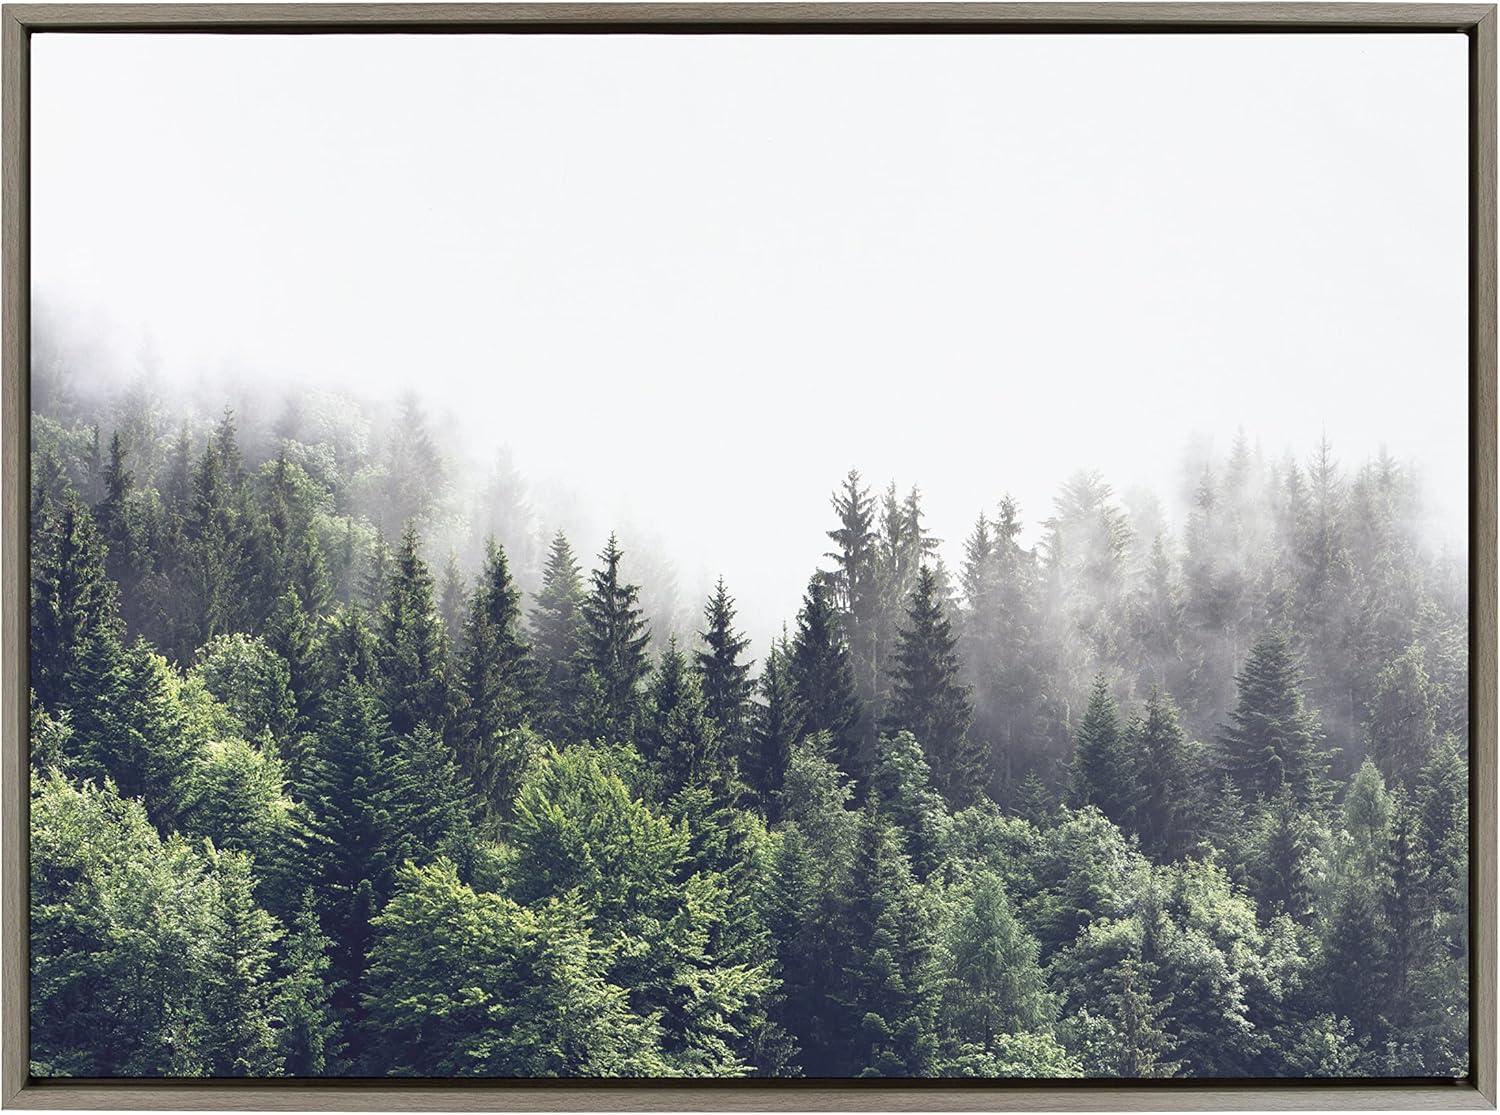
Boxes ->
[264,588,320,730]
[93,431,141,614]
[696,578,755,758]
[200,848,284,1076]
[261,452,330,619]
[387,724,480,873]
[274,890,342,1075]
[530,530,587,738]
[939,868,1051,1059]
[375,524,450,738]
[1130,688,1199,860]
[1246,787,1321,923]
[789,576,863,784]
[437,554,467,642]
[839,803,938,1076]
[642,638,723,795]
[870,730,947,878]
[1366,642,1438,790]
[575,533,651,743]
[301,673,400,1036]
[886,565,981,807]
[30,487,122,714]
[825,470,879,749]
[454,539,535,810]
[747,631,802,817]
[1216,630,1330,806]
[1068,676,1134,828]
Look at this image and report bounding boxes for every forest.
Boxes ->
[27,366,1469,1080]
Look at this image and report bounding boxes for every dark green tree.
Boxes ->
[885,565,981,807]
[1130,688,1200,860]
[1068,676,1134,828]
[696,577,755,758]
[789,576,863,783]
[375,525,450,738]
[747,632,802,816]
[530,530,587,737]
[575,533,651,743]
[641,638,724,796]
[1216,630,1330,807]
[454,539,536,810]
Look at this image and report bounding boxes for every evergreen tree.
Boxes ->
[1245,787,1321,923]
[789,576,863,783]
[274,890,342,1075]
[437,554,467,642]
[454,539,535,810]
[200,848,284,1076]
[886,565,981,807]
[938,868,1052,1061]
[530,530,587,736]
[1068,676,1134,828]
[575,534,652,743]
[387,724,480,873]
[1130,687,1199,860]
[30,487,122,714]
[696,577,755,758]
[1366,642,1438,789]
[641,638,723,795]
[839,803,939,1076]
[375,525,450,738]
[1216,630,1330,807]
[747,632,802,817]
[300,673,400,1038]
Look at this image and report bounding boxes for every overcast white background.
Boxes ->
[29,30,1470,635]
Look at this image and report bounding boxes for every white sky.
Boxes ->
[30,31,1470,637]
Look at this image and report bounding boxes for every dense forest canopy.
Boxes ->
[28,363,1469,1079]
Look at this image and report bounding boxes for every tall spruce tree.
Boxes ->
[1130,688,1199,860]
[575,533,651,743]
[375,525,450,738]
[30,487,122,714]
[885,565,981,807]
[1216,630,1330,806]
[789,575,863,784]
[695,578,755,758]
[641,638,723,796]
[1068,676,1134,828]
[454,540,535,808]
[530,530,587,738]
[748,631,802,816]
[301,671,399,1042]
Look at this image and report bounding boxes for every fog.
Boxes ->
[31,30,1469,648]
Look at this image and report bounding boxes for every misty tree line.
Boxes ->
[27,375,1468,1079]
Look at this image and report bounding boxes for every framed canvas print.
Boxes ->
[0,3,1494,1109]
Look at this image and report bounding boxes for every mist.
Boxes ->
[30,30,1469,649]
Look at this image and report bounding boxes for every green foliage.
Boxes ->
[886,565,981,807]
[696,577,755,760]
[1216,630,1330,807]
[453,539,536,813]
[530,530,587,737]
[642,638,725,796]
[364,860,663,1076]
[30,773,286,1077]
[375,525,451,737]
[24,400,1472,1082]
[1068,676,1134,828]
[190,633,298,745]
[789,577,863,784]
[574,534,652,743]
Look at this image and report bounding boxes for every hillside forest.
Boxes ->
[27,367,1469,1080]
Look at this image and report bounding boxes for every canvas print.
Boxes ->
[27,31,1471,1080]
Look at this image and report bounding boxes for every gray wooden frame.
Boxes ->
[0,3,1493,1108]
